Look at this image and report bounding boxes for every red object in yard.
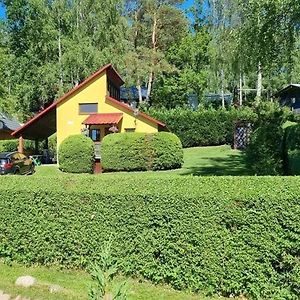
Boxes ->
[94,159,102,174]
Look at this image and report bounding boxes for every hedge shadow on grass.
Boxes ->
[181,153,250,176]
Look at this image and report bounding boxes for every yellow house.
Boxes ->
[12,64,166,154]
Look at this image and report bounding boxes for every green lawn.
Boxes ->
[179,145,249,176]
[35,145,249,177]
[0,262,229,300]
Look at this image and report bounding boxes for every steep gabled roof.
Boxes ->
[106,96,166,127]
[12,64,123,138]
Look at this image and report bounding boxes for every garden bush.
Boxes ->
[0,139,35,154]
[245,102,291,175]
[148,132,183,170]
[283,124,300,175]
[146,107,257,148]
[48,133,57,160]
[58,134,94,173]
[0,175,299,299]
[101,133,148,171]
[101,132,183,171]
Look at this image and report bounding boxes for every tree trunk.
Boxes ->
[256,62,263,100]
[58,27,63,88]
[239,72,243,106]
[146,71,153,102]
[137,78,142,103]
[146,13,157,101]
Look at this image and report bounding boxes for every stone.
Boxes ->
[15,276,36,288]
[49,284,63,293]
[0,292,10,300]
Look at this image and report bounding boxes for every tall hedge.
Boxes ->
[283,124,300,175]
[0,175,299,299]
[101,132,183,171]
[58,134,94,173]
[245,102,292,175]
[146,107,257,148]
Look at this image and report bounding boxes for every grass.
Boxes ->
[178,145,249,176]
[35,145,249,177]
[0,262,229,300]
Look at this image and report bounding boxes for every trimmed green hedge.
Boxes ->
[58,134,94,173]
[0,139,35,154]
[101,132,183,171]
[284,124,300,175]
[146,107,257,148]
[245,103,292,175]
[0,175,299,299]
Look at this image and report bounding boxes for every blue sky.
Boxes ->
[0,4,5,19]
[0,0,196,20]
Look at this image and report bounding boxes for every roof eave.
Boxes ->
[106,96,166,127]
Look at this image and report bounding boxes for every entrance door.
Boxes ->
[89,128,100,142]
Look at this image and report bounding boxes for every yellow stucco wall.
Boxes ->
[56,72,158,146]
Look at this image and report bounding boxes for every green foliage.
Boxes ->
[58,134,94,174]
[245,102,291,175]
[3,0,127,116]
[101,133,148,171]
[0,175,300,299]
[101,132,183,172]
[0,139,18,152]
[0,139,35,154]
[151,30,210,108]
[89,240,128,300]
[146,107,256,148]
[283,124,300,175]
[48,133,57,160]
[246,102,290,175]
[148,132,183,171]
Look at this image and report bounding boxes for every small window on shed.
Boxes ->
[125,128,135,133]
[79,103,98,114]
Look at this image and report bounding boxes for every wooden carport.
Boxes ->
[12,103,57,153]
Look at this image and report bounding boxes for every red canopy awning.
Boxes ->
[82,113,123,125]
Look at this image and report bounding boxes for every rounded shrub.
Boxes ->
[101,132,183,172]
[148,132,183,170]
[58,134,94,173]
[101,133,148,171]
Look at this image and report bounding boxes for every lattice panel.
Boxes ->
[234,122,252,150]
